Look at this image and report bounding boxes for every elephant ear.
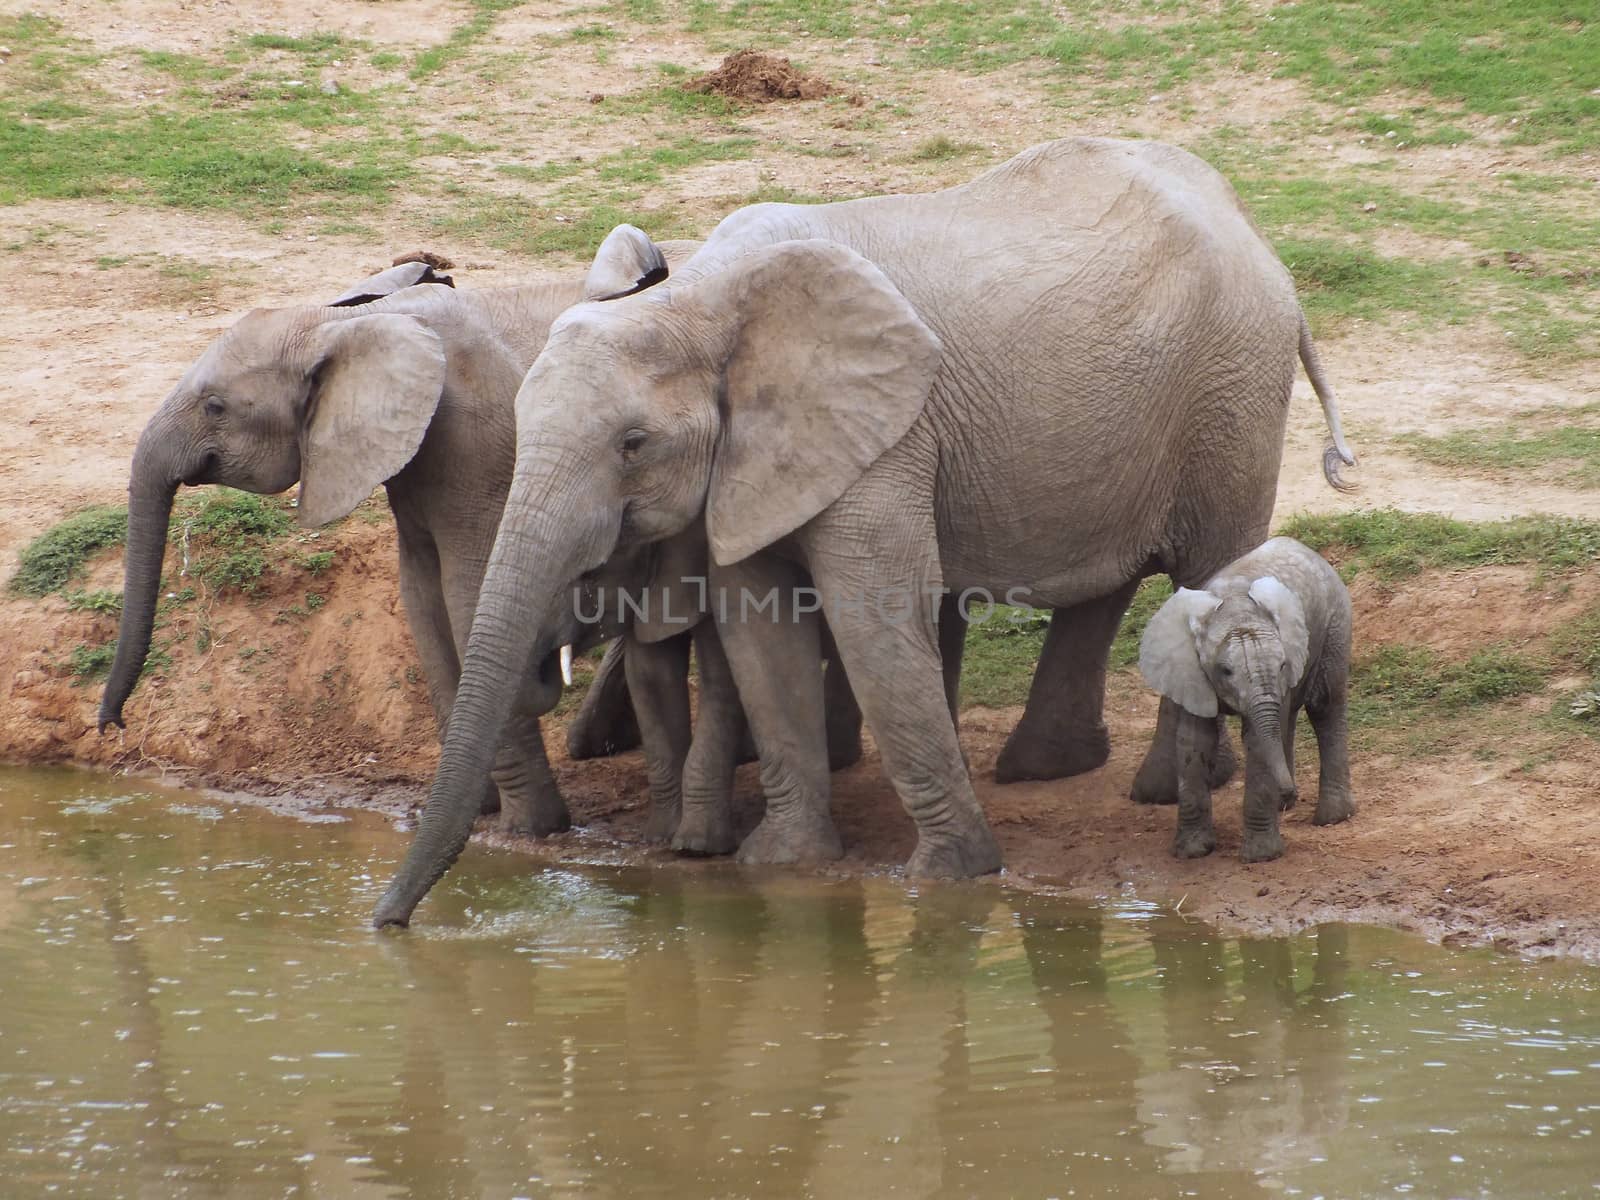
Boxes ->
[1249,575,1310,684]
[1139,587,1224,718]
[692,239,943,566]
[584,224,670,301]
[296,313,447,527]
[328,261,454,306]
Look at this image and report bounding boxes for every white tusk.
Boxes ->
[559,644,574,687]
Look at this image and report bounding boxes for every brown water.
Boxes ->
[2,766,1598,1199]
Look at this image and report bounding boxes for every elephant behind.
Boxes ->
[97,231,687,835]
[373,136,1358,927]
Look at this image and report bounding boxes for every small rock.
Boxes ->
[1384,129,1396,138]
[319,78,339,96]
[588,92,604,103]
[1257,885,1270,897]
[1362,201,1377,212]
[285,79,305,88]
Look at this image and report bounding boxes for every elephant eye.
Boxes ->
[620,428,648,458]
[204,396,225,418]
[1219,666,1233,677]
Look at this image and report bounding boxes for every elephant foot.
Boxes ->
[1313,789,1355,826]
[905,814,1002,879]
[1240,828,1285,863]
[1171,822,1217,859]
[1207,731,1239,789]
[495,795,572,838]
[641,798,682,845]
[672,800,738,857]
[1129,744,1179,805]
[994,722,1109,784]
[1279,787,1300,812]
[736,805,843,866]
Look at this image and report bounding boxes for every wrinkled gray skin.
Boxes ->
[373,137,1357,928]
[97,231,691,836]
[1139,537,1354,862]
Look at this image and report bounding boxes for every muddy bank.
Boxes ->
[9,526,1596,961]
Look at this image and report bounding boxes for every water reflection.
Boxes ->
[2,767,1598,1199]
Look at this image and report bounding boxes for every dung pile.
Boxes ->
[687,49,835,103]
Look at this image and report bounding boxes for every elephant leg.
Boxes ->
[395,529,498,817]
[712,555,841,865]
[674,623,744,856]
[803,521,1000,879]
[439,562,568,837]
[493,669,571,837]
[1133,699,1235,805]
[1171,708,1218,858]
[1307,687,1355,826]
[624,630,694,844]
[1238,715,1286,863]
[566,638,643,760]
[996,579,1140,783]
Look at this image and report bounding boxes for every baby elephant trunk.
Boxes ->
[1246,696,1297,805]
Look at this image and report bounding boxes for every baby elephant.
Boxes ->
[1139,537,1354,862]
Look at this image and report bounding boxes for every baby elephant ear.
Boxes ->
[1249,576,1310,684]
[1139,587,1224,718]
[584,224,669,301]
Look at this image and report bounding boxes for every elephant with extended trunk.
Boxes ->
[98,230,686,835]
[373,136,1357,928]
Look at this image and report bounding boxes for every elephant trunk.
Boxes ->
[1244,694,1296,803]
[373,442,620,929]
[99,418,198,733]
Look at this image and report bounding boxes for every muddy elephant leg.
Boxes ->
[494,665,571,836]
[623,630,693,844]
[995,579,1140,783]
[1171,707,1218,858]
[1307,687,1355,826]
[804,520,1000,878]
[674,623,745,856]
[395,530,499,817]
[712,555,841,865]
[1132,698,1237,805]
[566,639,642,760]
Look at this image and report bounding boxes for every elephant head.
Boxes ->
[99,232,670,733]
[1139,578,1308,804]
[371,233,943,927]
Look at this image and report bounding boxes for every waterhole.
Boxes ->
[1,765,1596,1198]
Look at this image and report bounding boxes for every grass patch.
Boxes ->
[959,577,1174,708]
[172,490,295,595]
[1396,405,1600,487]
[1350,644,1546,731]
[63,589,123,614]
[67,642,117,682]
[411,0,527,79]
[1275,239,1465,331]
[1280,509,1600,581]
[9,506,128,597]
[907,135,981,162]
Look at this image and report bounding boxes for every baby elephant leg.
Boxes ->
[1172,710,1218,858]
[1307,689,1355,826]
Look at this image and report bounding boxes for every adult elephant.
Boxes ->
[97,230,688,836]
[373,137,1356,927]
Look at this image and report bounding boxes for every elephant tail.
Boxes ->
[1298,310,1358,493]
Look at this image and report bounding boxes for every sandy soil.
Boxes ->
[3,0,1599,957]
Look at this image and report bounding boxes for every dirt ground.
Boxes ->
[3,0,1599,957]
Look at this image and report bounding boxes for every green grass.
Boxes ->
[1396,405,1600,487]
[1275,239,1466,331]
[959,577,1173,708]
[1350,643,1547,730]
[411,0,527,79]
[1280,509,1600,581]
[907,135,981,162]
[63,589,124,614]
[67,642,117,681]
[9,506,129,597]
[171,490,295,595]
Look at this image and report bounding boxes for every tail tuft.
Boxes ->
[1322,444,1358,493]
